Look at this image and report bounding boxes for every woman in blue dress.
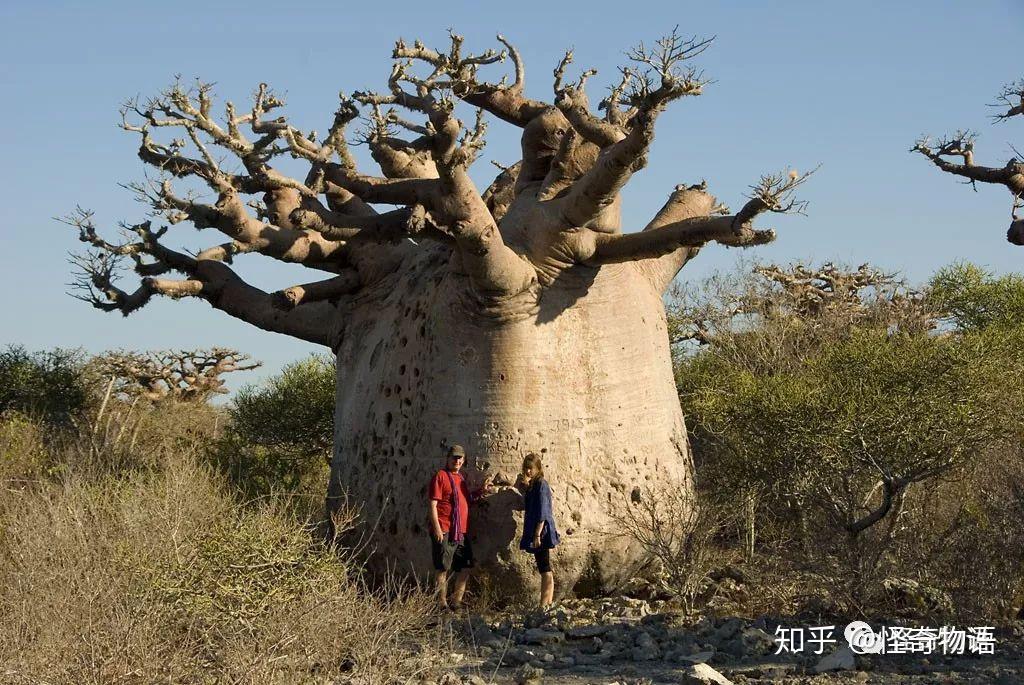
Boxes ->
[519,452,560,607]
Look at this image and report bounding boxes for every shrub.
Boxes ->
[672,262,1024,614]
[209,355,335,500]
[0,412,442,683]
[929,261,1024,331]
[612,487,722,613]
[231,354,335,456]
[0,345,90,425]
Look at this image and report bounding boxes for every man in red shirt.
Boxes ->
[428,444,491,610]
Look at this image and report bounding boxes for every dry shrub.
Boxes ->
[612,487,722,613]
[892,447,1024,621]
[0,413,442,684]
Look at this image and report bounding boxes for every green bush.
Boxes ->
[672,263,1024,614]
[207,355,335,500]
[929,262,1024,331]
[0,345,90,425]
[231,354,334,456]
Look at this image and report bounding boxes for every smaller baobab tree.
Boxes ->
[913,79,1024,244]
[90,348,260,403]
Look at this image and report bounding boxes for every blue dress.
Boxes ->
[520,479,560,551]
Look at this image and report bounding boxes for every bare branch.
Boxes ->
[392,32,548,127]
[990,78,1024,122]
[93,348,261,403]
[589,168,815,265]
[553,49,625,148]
[624,28,713,110]
[913,132,1024,194]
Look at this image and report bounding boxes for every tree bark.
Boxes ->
[326,245,692,595]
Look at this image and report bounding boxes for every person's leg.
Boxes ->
[431,538,451,608]
[434,570,450,608]
[450,540,473,609]
[540,571,555,607]
[535,548,554,607]
[451,569,470,608]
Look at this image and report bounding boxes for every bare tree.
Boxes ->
[61,30,809,591]
[912,79,1024,243]
[669,262,932,349]
[91,348,260,403]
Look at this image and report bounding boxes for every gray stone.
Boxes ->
[676,650,715,664]
[712,617,743,643]
[631,643,661,662]
[635,631,656,648]
[567,623,610,639]
[719,636,744,658]
[574,651,614,666]
[513,663,544,684]
[504,646,537,666]
[814,645,856,673]
[739,627,776,657]
[485,637,508,651]
[693,616,715,637]
[677,662,733,685]
[521,628,565,646]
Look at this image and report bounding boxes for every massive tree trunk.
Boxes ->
[328,242,691,594]
[65,30,808,596]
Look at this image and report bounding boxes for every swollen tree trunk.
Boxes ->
[329,244,691,594]
[64,30,808,596]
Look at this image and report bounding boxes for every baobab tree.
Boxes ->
[90,348,260,403]
[63,30,810,594]
[913,79,1024,244]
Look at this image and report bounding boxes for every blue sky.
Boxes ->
[1,1,1021,393]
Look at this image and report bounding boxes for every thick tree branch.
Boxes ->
[290,202,451,243]
[553,50,626,148]
[64,210,337,345]
[482,160,520,222]
[271,272,362,310]
[912,131,1024,190]
[590,206,774,263]
[557,31,711,228]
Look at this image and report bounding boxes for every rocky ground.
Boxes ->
[417,596,1024,685]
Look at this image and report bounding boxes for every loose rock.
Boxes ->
[814,645,856,673]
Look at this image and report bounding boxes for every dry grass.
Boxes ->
[0,409,444,684]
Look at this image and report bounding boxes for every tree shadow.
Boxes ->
[535,264,599,324]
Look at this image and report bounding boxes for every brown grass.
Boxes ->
[0,408,444,684]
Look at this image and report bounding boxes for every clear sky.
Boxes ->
[1,1,1021,393]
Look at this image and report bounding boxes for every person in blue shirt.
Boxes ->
[519,452,560,607]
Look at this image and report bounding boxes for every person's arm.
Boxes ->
[427,473,445,542]
[429,500,443,543]
[533,481,554,547]
[470,474,494,502]
[532,518,545,548]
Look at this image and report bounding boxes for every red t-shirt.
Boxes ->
[429,469,470,534]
